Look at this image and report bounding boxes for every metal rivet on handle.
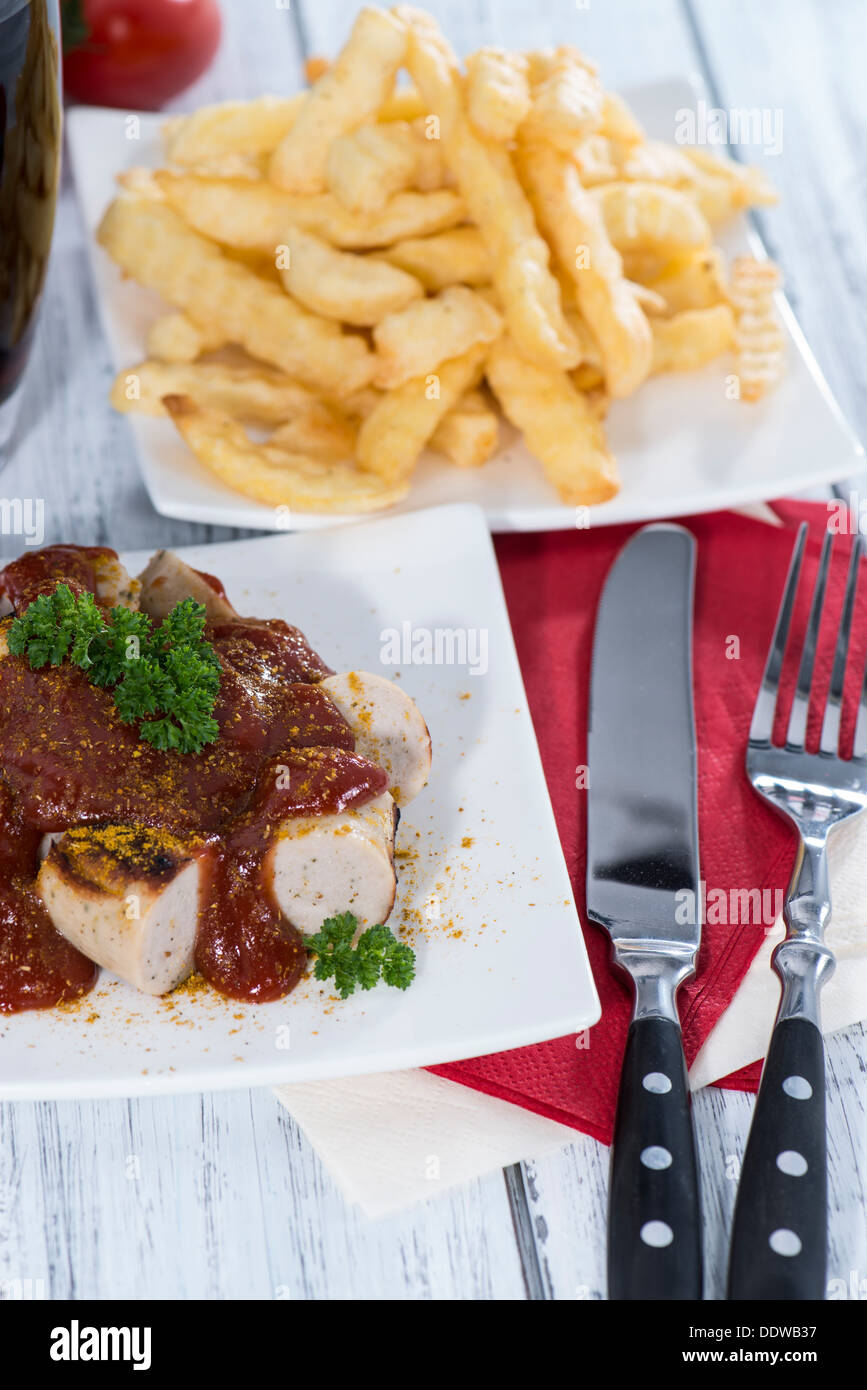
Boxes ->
[782,1075,812,1100]
[640,1146,673,1170]
[640,1221,674,1248]
[642,1072,672,1094]
[776,1150,808,1177]
[769,1228,802,1257]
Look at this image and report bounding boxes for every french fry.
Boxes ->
[145,313,227,362]
[618,139,698,184]
[515,140,652,397]
[645,247,728,315]
[572,133,620,186]
[650,304,736,373]
[163,395,409,513]
[326,122,420,214]
[373,226,490,291]
[268,410,357,463]
[410,115,451,190]
[97,196,374,397]
[357,343,488,483]
[430,389,499,468]
[465,48,531,141]
[270,7,408,193]
[163,96,305,165]
[378,85,428,122]
[155,171,466,252]
[397,5,580,371]
[372,286,503,389]
[599,90,644,144]
[522,47,604,148]
[110,360,330,423]
[729,256,785,401]
[628,281,668,316]
[279,225,423,326]
[591,182,712,254]
[486,334,619,504]
[681,147,778,221]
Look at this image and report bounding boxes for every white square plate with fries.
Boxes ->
[69,11,863,531]
[0,505,600,1099]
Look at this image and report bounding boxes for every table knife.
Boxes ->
[586,523,702,1301]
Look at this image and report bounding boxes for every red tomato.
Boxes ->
[62,0,222,110]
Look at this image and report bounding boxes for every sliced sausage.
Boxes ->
[268,791,398,933]
[137,549,239,623]
[37,826,200,995]
[320,671,431,805]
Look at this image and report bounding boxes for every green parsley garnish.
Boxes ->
[7,583,221,754]
[306,913,416,999]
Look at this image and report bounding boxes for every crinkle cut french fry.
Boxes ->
[145,313,227,363]
[645,247,728,315]
[465,48,531,141]
[357,342,488,484]
[650,304,736,373]
[327,122,420,215]
[378,85,427,122]
[522,47,604,148]
[729,256,785,401]
[373,226,490,291]
[269,7,408,193]
[396,5,579,372]
[155,171,466,252]
[269,410,357,463]
[486,335,618,505]
[372,286,502,389]
[516,140,652,398]
[682,147,778,214]
[163,95,305,164]
[110,359,329,423]
[430,390,499,468]
[97,196,374,397]
[280,225,424,326]
[163,394,409,514]
[591,182,712,254]
[599,91,644,144]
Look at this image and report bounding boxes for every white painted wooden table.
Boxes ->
[1,0,866,1301]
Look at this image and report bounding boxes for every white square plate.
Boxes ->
[0,504,599,1098]
[67,78,863,534]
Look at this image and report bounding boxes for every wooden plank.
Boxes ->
[0,1089,526,1300]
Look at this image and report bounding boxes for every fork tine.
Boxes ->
[749,523,808,745]
[820,535,863,755]
[787,530,833,749]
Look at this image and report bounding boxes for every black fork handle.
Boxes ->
[728,1016,827,1300]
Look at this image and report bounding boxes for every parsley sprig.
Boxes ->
[306,913,416,998]
[7,584,221,754]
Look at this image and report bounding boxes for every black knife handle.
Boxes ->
[608,1015,702,1300]
[727,1017,826,1300]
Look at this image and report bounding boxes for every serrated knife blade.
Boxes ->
[586,523,703,1301]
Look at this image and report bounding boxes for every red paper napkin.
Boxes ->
[429,503,864,1143]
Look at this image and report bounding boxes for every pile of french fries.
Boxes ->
[98,4,784,515]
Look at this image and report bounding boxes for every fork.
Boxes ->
[727,522,867,1301]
